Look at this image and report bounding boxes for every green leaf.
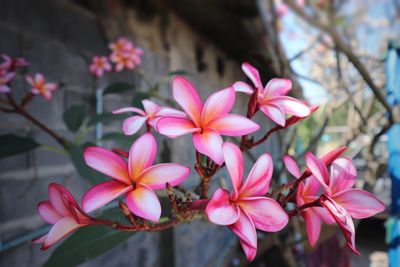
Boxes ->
[167,70,191,76]
[63,105,87,132]
[88,113,128,126]
[131,92,149,109]
[43,209,135,267]
[103,82,134,95]
[67,144,108,185]
[0,134,40,159]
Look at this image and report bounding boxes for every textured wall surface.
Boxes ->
[0,1,281,266]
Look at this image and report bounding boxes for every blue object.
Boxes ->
[386,40,400,267]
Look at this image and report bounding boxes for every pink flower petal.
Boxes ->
[242,62,262,89]
[232,81,254,95]
[35,73,45,85]
[156,117,200,138]
[239,154,273,197]
[321,195,359,255]
[125,184,161,222]
[42,216,82,250]
[172,76,203,125]
[260,104,286,126]
[0,85,10,93]
[302,175,321,197]
[48,184,73,216]
[229,208,257,248]
[206,188,240,225]
[128,133,157,179]
[32,234,48,244]
[283,155,301,178]
[333,189,385,219]
[112,107,146,116]
[155,107,186,117]
[142,99,160,116]
[38,201,62,224]
[238,197,288,232]
[207,114,260,136]
[329,158,357,193]
[82,180,132,213]
[222,142,243,200]
[268,96,311,117]
[25,75,34,86]
[302,209,321,246]
[305,152,331,194]
[84,147,130,184]
[122,115,147,135]
[239,239,257,261]
[320,146,346,166]
[137,163,190,190]
[201,87,235,126]
[263,78,292,97]
[193,129,224,165]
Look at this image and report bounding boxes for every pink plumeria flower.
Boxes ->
[157,77,260,165]
[33,183,93,250]
[206,142,288,261]
[109,37,134,53]
[110,49,143,72]
[83,133,190,222]
[0,71,15,93]
[89,56,112,77]
[0,54,28,73]
[113,99,186,135]
[233,62,311,126]
[285,151,385,254]
[26,73,58,100]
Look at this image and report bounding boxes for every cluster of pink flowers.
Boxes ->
[33,62,385,261]
[89,37,143,77]
[0,53,58,100]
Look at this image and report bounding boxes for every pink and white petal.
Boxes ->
[82,180,132,213]
[206,188,240,225]
[207,114,260,136]
[35,73,45,85]
[2,72,15,83]
[238,197,288,232]
[232,81,254,95]
[46,83,58,91]
[172,76,203,124]
[229,208,257,248]
[30,88,40,94]
[260,104,286,126]
[155,107,186,118]
[242,62,262,89]
[25,75,34,86]
[48,184,73,216]
[125,184,161,222]
[201,87,235,126]
[128,133,157,179]
[42,216,82,250]
[239,239,257,261]
[321,196,360,255]
[122,115,147,135]
[142,99,160,116]
[193,129,224,165]
[112,107,146,116]
[283,155,301,179]
[137,163,190,190]
[305,152,331,194]
[156,117,200,138]
[84,147,130,184]
[32,234,48,244]
[38,201,62,224]
[41,90,52,100]
[264,78,292,97]
[268,96,311,117]
[303,175,321,196]
[0,85,11,93]
[239,154,273,197]
[333,189,385,219]
[314,207,335,224]
[320,146,347,166]
[222,142,243,199]
[329,158,357,193]
[302,209,321,246]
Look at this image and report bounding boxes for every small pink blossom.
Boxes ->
[26,73,58,100]
[206,143,288,261]
[83,133,190,222]
[0,54,28,73]
[233,62,311,126]
[33,183,93,250]
[109,37,134,53]
[157,77,260,165]
[0,71,15,93]
[285,150,385,254]
[109,38,143,72]
[113,99,186,135]
[89,56,112,77]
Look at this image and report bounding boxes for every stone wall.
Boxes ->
[0,1,281,266]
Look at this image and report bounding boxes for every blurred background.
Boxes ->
[0,0,399,266]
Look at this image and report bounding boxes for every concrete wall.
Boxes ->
[0,1,281,266]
